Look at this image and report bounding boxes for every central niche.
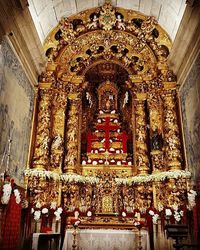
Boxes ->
[81,62,133,168]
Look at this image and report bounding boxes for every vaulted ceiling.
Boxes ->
[28,0,186,43]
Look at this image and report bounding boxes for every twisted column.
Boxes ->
[147,92,164,172]
[64,90,81,173]
[50,91,67,172]
[135,98,150,175]
[162,90,182,171]
[32,87,52,170]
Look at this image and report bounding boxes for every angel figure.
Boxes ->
[87,14,99,29]
[115,14,126,30]
[68,128,76,142]
[67,153,76,166]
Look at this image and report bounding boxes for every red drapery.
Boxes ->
[1,194,22,250]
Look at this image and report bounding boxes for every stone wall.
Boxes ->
[180,52,200,180]
[0,37,34,186]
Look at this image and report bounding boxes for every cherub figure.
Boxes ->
[87,14,99,29]
[115,14,126,30]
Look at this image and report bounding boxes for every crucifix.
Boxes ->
[96,117,120,150]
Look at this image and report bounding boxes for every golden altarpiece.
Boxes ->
[25,2,191,228]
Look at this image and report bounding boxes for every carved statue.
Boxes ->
[87,14,99,29]
[141,16,157,34]
[102,92,114,111]
[67,153,76,166]
[67,128,76,142]
[115,14,126,30]
[51,134,63,150]
[151,129,163,150]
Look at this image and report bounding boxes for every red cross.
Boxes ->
[86,130,98,152]
[116,131,129,153]
[96,117,120,150]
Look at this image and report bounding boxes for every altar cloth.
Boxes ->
[62,229,150,250]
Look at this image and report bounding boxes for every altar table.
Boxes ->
[62,229,150,250]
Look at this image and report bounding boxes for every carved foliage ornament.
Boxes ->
[57,30,157,78]
[98,2,116,31]
[44,2,171,78]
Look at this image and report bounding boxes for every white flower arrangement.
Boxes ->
[14,189,21,204]
[57,207,63,214]
[42,208,48,214]
[148,210,159,224]
[149,210,155,216]
[34,210,41,221]
[152,214,159,224]
[24,169,60,180]
[115,170,191,185]
[165,208,172,217]
[187,189,197,210]
[54,207,63,221]
[174,209,184,222]
[61,174,99,184]
[1,183,12,204]
[54,211,61,221]
[32,203,63,221]
[87,211,92,217]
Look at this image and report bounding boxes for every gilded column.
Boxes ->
[64,79,82,173]
[32,85,52,170]
[134,96,150,175]
[162,90,182,171]
[147,92,165,172]
[50,90,67,173]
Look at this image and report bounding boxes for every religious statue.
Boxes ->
[102,92,114,112]
[51,134,63,150]
[67,128,76,142]
[115,14,126,30]
[150,129,163,150]
[67,153,76,166]
[87,14,99,29]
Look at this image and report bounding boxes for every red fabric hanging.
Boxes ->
[193,205,198,241]
[1,194,22,250]
[48,208,55,228]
